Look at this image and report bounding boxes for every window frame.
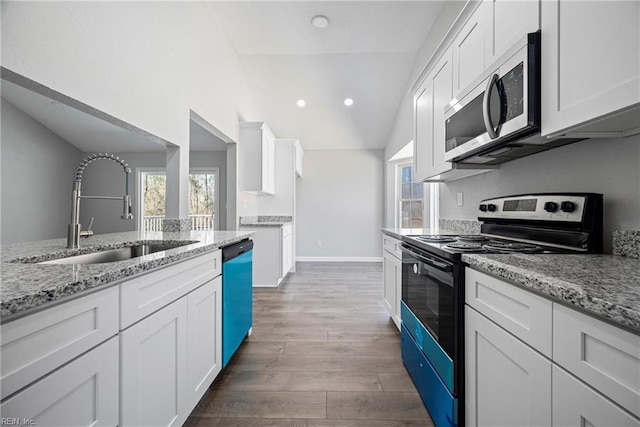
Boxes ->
[136,167,220,231]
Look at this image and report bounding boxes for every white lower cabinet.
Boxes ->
[121,297,188,427]
[465,267,640,427]
[241,225,292,287]
[465,306,552,427]
[186,277,223,411]
[552,366,640,427]
[1,336,119,427]
[382,233,402,330]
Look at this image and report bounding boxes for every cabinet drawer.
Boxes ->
[553,304,640,418]
[1,286,119,400]
[465,268,552,357]
[382,234,402,259]
[1,336,119,427]
[120,250,220,329]
[553,365,640,427]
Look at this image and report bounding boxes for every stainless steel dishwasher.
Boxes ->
[221,239,253,367]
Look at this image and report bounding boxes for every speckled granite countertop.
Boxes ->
[239,215,292,227]
[463,253,640,333]
[1,230,254,321]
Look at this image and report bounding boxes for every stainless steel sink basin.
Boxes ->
[38,241,196,265]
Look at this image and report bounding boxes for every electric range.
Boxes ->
[399,193,603,427]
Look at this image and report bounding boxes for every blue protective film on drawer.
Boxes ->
[402,324,457,427]
[400,302,454,393]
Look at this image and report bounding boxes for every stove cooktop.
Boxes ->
[404,234,563,259]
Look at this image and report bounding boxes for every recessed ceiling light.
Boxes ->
[344,98,354,107]
[296,99,306,108]
[311,15,330,29]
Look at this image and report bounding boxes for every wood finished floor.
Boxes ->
[185,262,434,427]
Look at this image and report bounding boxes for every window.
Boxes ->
[137,168,219,231]
[397,162,424,228]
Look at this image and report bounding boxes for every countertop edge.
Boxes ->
[1,233,253,322]
[462,254,640,334]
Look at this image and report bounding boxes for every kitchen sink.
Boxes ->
[37,241,197,265]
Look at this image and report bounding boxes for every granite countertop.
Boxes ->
[239,215,292,227]
[1,230,254,321]
[463,253,640,333]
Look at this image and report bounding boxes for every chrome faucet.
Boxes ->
[67,153,133,248]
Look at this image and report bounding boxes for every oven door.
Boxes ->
[444,32,540,163]
[400,245,455,387]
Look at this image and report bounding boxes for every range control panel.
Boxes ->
[478,195,586,222]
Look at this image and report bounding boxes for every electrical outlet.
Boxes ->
[457,192,464,207]
[316,240,322,248]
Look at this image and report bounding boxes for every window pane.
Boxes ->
[401,166,412,184]
[413,182,424,198]
[401,201,411,228]
[143,173,166,217]
[402,183,412,199]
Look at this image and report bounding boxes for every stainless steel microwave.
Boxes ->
[444,32,552,165]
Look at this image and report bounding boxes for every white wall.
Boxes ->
[1,99,83,243]
[1,2,258,148]
[440,136,640,253]
[297,149,384,259]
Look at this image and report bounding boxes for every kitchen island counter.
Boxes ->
[1,230,254,321]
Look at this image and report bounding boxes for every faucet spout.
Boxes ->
[67,153,133,249]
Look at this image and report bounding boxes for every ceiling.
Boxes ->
[1,1,445,153]
[208,1,445,150]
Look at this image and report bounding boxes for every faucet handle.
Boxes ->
[80,217,94,238]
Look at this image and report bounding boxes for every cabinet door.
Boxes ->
[382,253,397,323]
[294,141,303,177]
[465,306,551,427]
[485,0,539,65]
[553,303,640,418]
[262,133,276,195]
[186,278,222,412]
[414,48,454,181]
[121,298,188,427]
[452,11,486,95]
[282,232,293,277]
[553,366,640,427]
[541,0,640,136]
[1,336,119,427]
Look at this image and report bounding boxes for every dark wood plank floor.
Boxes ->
[185,262,434,426]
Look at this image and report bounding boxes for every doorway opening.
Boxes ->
[138,168,219,231]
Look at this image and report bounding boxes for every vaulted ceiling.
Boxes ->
[208,1,446,150]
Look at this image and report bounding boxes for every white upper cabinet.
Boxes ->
[239,122,276,195]
[294,140,304,177]
[452,8,487,96]
[414,47,495,182]
[541,0,640,138]
[484,0,539,66]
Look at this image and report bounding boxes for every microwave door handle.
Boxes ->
[483,73,500,139]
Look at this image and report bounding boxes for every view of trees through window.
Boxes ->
[141,171,216,231]
[399,163,424,228]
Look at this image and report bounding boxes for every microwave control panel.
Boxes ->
[478,195,586,222]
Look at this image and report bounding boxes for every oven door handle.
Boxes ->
[400,246,453,272]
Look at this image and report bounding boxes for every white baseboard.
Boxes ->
[295,256,383,263]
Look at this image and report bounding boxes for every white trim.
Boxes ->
[136,167,165,232]
[296,257,383,263]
